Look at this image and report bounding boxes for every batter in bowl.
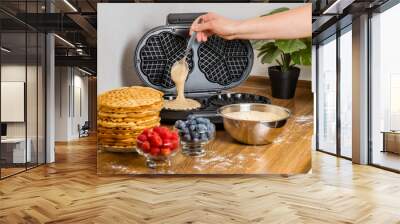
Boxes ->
[164,60,201,110]
[223,111,285,122]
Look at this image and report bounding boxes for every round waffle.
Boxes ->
[97,117,160,129]
[98,126,148,134]
[98,114,160,123]
[98,86,163,110]
[99,145,135,153]
[98,101,163,113]
[97,122,159,136]
[98,110,160,119]
[97,86,163,152]
[99,137,137,144]
[98,132,140,139]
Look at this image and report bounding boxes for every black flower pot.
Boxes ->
[268,66,300,99]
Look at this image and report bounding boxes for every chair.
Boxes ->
[79,121,90,138]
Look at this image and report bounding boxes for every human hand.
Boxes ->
[190,12,240,42]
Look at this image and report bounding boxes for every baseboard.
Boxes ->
[247,76,311,89]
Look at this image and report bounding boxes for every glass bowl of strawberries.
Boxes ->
[136,126,180,168]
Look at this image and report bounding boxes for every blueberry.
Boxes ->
[183,127,190,134]
[200,133,208,140]
[193,137,199,142]
[175,120,185,130]
[181,124,187,130]
[191,132,199,139]
[187,114,196,120]
[189,124,196,131]
[196,117,210,124]
[184,134,191,141]
[197,124,207,132]
[207,123,215,132]
[195,117,204,123]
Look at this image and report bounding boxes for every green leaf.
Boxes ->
[275,39,307,54]
[257,42,281,64]
[292,44,311,66]
[257,42,275,53]
[261,7,290,17]
[291,38,311,65]
[251,40,270,50]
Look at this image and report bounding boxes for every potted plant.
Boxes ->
[252,7,312,99]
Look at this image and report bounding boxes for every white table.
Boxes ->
[1,138,31,163]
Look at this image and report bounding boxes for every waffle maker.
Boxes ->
[134,13,271,125]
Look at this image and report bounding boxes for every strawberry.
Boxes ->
[146,129,155,139]
[137,134,147,142]
[142,128,151,136]
[159,130,172,140]
[162,139,173,148]
[141,141,151,153]
[161,147,171,156]
[150,147,160,156]
[171,139,179,150]
[170,131,179,141]
[153,126,163,134]
[160,126,170,133]
[137,140,143,148]
[149,132,163,147]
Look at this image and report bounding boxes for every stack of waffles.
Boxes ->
[97,86,164,152]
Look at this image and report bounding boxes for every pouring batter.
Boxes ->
[164,59,201,110]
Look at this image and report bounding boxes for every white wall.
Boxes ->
[1,65,27,139]
[55,67,69,141]
[97,3,310,94]
[1,63,46,164]
[72,73,89,138]
[1,65,38,138]
[54,67,89,141]
[317,39,337,154]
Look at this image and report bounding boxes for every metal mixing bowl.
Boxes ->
[218,103,291,145]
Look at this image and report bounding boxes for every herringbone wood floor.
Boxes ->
[0,135,400,224]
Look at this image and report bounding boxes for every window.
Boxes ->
[370,3,400,171]
[339,27,352,158]
[317,36,337,154]
[316,27,353,159]
[0,1,47,179]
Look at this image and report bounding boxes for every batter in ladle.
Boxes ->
[164,59,201,110]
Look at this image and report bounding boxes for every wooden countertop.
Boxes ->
[98,77,313,175]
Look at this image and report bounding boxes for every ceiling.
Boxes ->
[311,0,390,43]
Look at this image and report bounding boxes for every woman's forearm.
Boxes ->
[234,4,312,40]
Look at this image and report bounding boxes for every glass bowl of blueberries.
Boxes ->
[174,116,216,157]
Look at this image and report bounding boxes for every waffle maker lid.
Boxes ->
[134,13,254,95]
